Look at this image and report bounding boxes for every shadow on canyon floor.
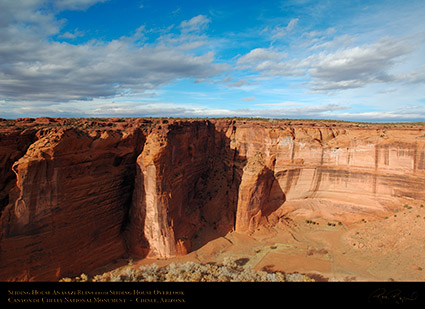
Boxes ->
[123,121,286,258]
[125,123,248,257]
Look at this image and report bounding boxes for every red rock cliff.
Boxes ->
[126,120,240,258]
[216,120,425,229]
[0,118,424,281]
[0,119,145,280]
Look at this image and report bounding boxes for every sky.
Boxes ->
[1,0,425,121]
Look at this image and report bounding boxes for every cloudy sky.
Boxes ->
[1,0,425,121]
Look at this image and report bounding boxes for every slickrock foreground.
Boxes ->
[1,117,424,281]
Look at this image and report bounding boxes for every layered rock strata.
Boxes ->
[0,121,146,280]
[0,118,424,281]
[126,121,240,258]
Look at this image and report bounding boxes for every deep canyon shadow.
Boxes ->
[0,119,287,280]
[186,125,248,251]
[261,167,286,219]
[125,121,250,257]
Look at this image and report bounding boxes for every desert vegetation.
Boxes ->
[60,259,315,282]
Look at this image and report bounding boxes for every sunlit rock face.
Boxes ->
[0,118,424,280]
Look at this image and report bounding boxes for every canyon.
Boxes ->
[0,117,424,281]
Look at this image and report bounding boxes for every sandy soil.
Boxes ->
[117,198,425,282]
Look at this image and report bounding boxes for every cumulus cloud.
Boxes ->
[236,48,301,77]
[0,39,225,101]
[237,48,288,66]
[0,3,225,105]
[5,98,424,122]
[236,48,298,77]
[307,37,413,90]
[0,0,106,29]
[237,36,416,91]
[326,109,425,122]
[205,103,349,119]
[143,103,348,119]
[1,0,424,121]
[177,102,348,119]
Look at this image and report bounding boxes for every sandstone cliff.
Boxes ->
[0,118,424,281]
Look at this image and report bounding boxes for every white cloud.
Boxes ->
[0,39,226,101]
[53,0,108,11]
[308,34,355,51]
[237,36,418,91]
[237,48,288,66]
[255,101,302,107]
[0,4,226,105]
[236,48,295,77]
[154,103,348,119]
[306,37,413,90]
[3,94,423,122]
[180,15,211,33]
[58,28,85,39]
[225,79,259,88]
[325,110,425,121]
[272,18,299,39]
[1,0,424,122]
[303,27,336,39]
[236,48,302,77]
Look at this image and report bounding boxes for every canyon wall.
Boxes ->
[0,118,424,281]
[216,121,425,227]
[0,119,146,280]
[126,121,240,258]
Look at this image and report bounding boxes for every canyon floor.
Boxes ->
[2,118,425,282]
[90,197,425,282]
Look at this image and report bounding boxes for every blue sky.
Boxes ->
[1,0,425,121]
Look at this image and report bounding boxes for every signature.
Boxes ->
[369,288,418,304]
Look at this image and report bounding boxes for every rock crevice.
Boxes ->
[0,118,424,281]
